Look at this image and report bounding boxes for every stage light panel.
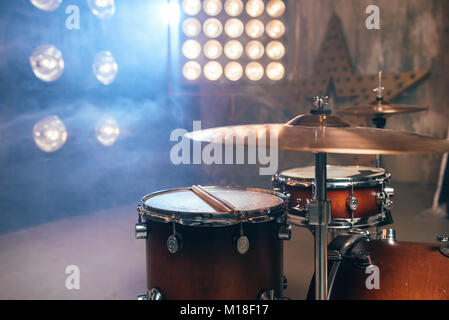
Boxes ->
[204,40,223,59]
[224,0,244,17]
[29,44,64,82]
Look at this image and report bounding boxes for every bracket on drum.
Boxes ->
[137,288,163,300]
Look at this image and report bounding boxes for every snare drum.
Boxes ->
[273,165,393,229]
[135,186,289,300]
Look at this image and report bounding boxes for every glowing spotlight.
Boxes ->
[224,40,243,60]
[203,18,223,38]
[182,18,202,37]
[92,51,118,85]
[266,0,285,18]
[266,20,285,39]
[204,61,223,81]
[182,40,202,59]
[182,0,201,15]
[204,40,222,59]
[30,0,61,11]
[29,45,64,82]
[160,1,180,25]
[88,0,116,19]
[95,116,120,146]
[266,40,285,60]
[225,18,244,38]
[246,19,264,38]
[224,62,243,81]
[183,61,202,80]
[246,0,264,17]
[224,0,244,17]
[246,40,264,60]
[266,61,285,80]
[245,62,264,81]
[203,0,222,16]
[33,115,67,152]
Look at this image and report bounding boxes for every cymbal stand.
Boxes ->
[372,71,387,168]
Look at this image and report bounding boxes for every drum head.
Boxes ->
[278,165,388,188]
[141,186,287,226]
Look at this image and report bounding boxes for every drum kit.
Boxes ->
[135,74,449,300]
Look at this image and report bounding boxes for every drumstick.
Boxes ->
[191,185,234,213]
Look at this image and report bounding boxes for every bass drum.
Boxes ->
[136,186,289,300]
[308,234,449,300]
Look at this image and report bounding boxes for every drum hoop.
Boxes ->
[287,211,386,229]
[140,186,288,226]
[275,165,391,189]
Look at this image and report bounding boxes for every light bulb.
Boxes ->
[224,40,243,60]
[246,19,264,38]
[203,0,222,16]
[245,40,264,60]
[93,51,118,85]
[266,20,285,39]
[182,18,201,37]
[182,40,201,59]
[88,0,115,19]
[224,0,244,17]
[203,40,222,59]
[266,0,285,18]
[30,0,61,11]
[245,62,264,81]
[29,45,64,82]
[183,61,201,80]
[33,115,67,152]
[246,0,264,17]
[266,41,285,60]
[224,62,243,81]
[204,61,223,81]
[182,0,201,15]
[266,61,284,80]
[224,18,244,38]
[203,18,223,38]
[95,116,120,146]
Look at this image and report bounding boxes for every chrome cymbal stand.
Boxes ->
[372,71,386,168]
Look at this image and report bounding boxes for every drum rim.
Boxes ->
[140,186,288,226]
[286,211,386,229]
[274,165,391,188]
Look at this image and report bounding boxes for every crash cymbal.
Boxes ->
[338,101,428,117]
[185,113,449,155]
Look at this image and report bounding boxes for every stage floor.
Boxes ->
[0,183,448,300]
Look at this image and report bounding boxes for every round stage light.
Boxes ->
[88,0,115,19]
[266,20,285,39]
[266,40,285,60]
[95,116,120,146]
[224,62,243,81]
[92,51,118,85]
[203,18,223,38]
[183,61,202,80]
[182,0,201,15]
[30,0,61,11]
[245,40,264,60]
[182,40,202,59]
[225,18,244,38]
[33,115,67,152]
[29,45,64,82]
[204,61,223,81]
[245,62,264,81]
[182,18,202,37]
[266,0,285,18]
[203,0,222,16]
[246,19,264,38]
[224,0,244,17]
[266,61,285,80]
[246,0,264,17]
[224,40,243,60]
[204,40,222,59]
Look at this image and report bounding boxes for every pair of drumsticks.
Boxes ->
[191,185,241,215]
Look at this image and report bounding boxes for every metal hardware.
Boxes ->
[437,235,449,258]
[235,223,249,255]
[346,181,359,212]
[137,288,163,300]
[311,96,331,115]
[308,200,331,226]
[376,185,394,211]
[351,252,375,270]
[328,250,342,261]
[380,228,397,242]
[277,223,291,240]
[135,223,148,240]
[282,275,288,290]
[167,222,182,254]
[258,289,276,300]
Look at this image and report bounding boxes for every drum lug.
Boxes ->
[167,222,183,254]
[277,223,291,240]
[137,288,163,300]
[135,223,149,239]
[346,195,359,212]
[437,235,449,258]
[234,222,250,254]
